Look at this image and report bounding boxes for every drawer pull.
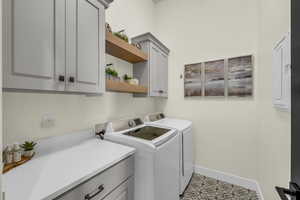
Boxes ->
[58,75,65,82]
[84,185,104,200]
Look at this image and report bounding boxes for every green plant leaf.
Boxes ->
[20,141,37,151]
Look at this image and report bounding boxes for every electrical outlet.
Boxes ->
[41,114,55,128]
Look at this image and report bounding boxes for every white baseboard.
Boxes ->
[194,165,264,200]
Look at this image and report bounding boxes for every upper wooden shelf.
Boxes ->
[106,80,148,94]
[105,31,148,63]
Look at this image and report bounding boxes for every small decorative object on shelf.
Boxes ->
[3,141,37,173]
[113,30,129,43]
[20,141,37,157]
[130,78,139,85]
[4,145,13,165]
[13,143,22,162]
[132,42,142,50]
[105,22,112,33]
[123,74,132,82]
[3,154,35,174]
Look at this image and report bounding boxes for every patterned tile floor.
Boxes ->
[181,174,259,200]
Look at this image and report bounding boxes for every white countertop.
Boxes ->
[3,137,135,200]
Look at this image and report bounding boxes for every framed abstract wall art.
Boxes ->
[204,59,225,96]
[184,63,202,97]
[184,56,253,98]
[228,55,253,97]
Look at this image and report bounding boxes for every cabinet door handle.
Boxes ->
[69,76,75,83]
[182,134,184,176]
[84,185,104,200]
[58,75,65,82]
[158,90,164,94]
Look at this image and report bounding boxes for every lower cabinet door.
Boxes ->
[103,177,134,200]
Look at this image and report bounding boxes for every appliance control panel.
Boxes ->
[134,118,143,126]
[148,113,165,122]
[128,118,143,128]
[105,117,145,133]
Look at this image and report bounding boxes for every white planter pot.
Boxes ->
[126,79,139,85]
[23,150,34,157]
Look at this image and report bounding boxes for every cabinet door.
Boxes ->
[66,0,105,94]
[272,33,291,111]
[3,0,65,91]
[159,51,168,97]
[149,45,161,97]
[149,45,169,97]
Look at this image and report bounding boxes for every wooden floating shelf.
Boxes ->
[106,80,148,94]
[105,31,148,63]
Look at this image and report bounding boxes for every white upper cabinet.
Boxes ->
[66,0,105,93]
[273,32,291,111]
[3,0,65,91]
[132,33,170,98]
[3,0,110,94]
[149,45,161,96]
[159,50,169,97]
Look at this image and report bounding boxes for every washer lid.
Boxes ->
[123,126,171,141]
[122,125,177,147]
[106,125,177,148]
[153,118,192,131]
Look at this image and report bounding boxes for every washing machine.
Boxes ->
[96,117,180,200]
[145,113,194,195]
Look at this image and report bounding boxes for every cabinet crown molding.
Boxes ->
[132,32,170,55]
[98,0,113,8]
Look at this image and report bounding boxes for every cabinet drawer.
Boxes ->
[55,156,134,200]
[103,177,134,200]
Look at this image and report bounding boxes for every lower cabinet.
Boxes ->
[102,178,133,200]
[55,156,134,200]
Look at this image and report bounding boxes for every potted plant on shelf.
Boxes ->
[123,74,132,83]
[20,141,37,157]
[113,30,129,43]
[106,68,119,81]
